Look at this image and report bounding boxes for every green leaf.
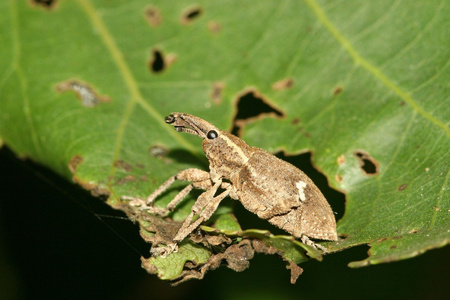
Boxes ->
[143,242,211,280]
[1,0,448,282]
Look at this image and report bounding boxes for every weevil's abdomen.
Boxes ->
[267,202,338,241]
[233,149,338,241]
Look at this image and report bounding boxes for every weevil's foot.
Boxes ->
[301,235,329,253]
[121,196,169,216]
[314,243,328,253]
[150,243,178,257]
[121,196,146,207]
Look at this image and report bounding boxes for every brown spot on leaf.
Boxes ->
[232,89,285,135]
[204,234,232,246]
[149,49,176,73]
[272,78,294,90]
[210,82,224,105]
[180,6,202,25]
[69,155,110,200]
[164,239,254,285]
[57,79,110,107]
[335,174,343,182]
[139,214,183,246]
[116,175,136,185]
[149,145,169,159]
[114,160,133,172]
[72,176,110,197]
[337,154,346,166]
[398,184,408,191]
[354,150,378,176]
[390,245,397,250]
[291,117,301,125]
[375,237,388,244]
[288,261,303,284]
[144,6,162,26]
[252,239,282,255]
[399,101,406,106]
[207,21,221,33]
[30,0,57,9]
[333,86,343,95]
[222,240,254,272]
[68,155,83,174]
[409,228,419,234]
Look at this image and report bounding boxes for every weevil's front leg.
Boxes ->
[121,168,211,215]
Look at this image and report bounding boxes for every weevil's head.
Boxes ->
[165,113,253,179]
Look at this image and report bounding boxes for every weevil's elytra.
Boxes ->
[123,113,337,255]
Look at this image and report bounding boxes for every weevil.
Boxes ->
[123,113,338,255]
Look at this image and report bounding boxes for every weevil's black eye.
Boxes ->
[206,130,218,139]
[165,115,175,124]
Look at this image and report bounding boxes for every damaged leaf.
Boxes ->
[0,0,448,284]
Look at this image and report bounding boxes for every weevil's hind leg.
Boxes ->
[151,180,228,257]
[172,179,231,244]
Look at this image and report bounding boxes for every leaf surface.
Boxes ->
[0,0,448,280]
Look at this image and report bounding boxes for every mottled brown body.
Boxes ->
[233,150,337,241]
[123,113,337,255]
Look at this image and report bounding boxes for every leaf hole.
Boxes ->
[181,6,202,24]
[354,150,379,176]
[30,0,57,9]
[144,6,162,26]
[149,49,176,73]
[56,79,110,107]
[210,82,224,105]
[231,89,284,136]
[272,78,294,90]
[150,49,165,73]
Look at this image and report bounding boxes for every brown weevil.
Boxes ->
[123,113,337,255]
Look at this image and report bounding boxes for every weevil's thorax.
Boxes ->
[202,131,253,180]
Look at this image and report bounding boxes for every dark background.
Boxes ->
[0,146,449,300]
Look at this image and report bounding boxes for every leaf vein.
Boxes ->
[77,0,200,183]
[304,0,450,137]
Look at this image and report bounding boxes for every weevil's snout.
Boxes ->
[165,115,176,124]
[164,113,214,138]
